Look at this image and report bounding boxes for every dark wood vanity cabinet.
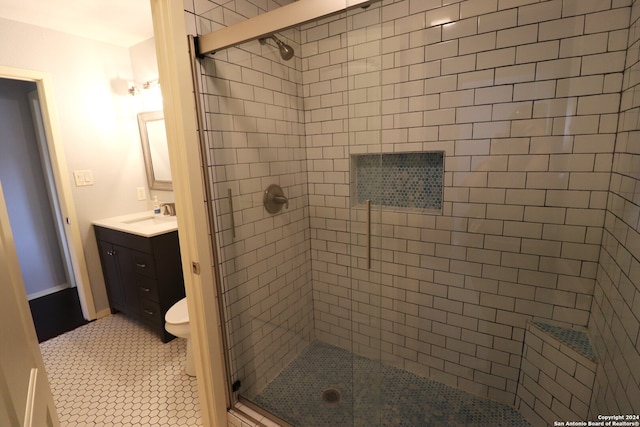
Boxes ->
[94,226,185,342]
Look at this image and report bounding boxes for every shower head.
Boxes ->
[259,34,295,61]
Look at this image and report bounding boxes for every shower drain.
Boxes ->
[322,388,341,404]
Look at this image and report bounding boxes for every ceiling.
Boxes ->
[0,0,154,47]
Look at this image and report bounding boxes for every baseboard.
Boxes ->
[96,308,112,319]
[27,284,70,301]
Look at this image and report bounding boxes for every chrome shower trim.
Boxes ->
[259,34,295,60]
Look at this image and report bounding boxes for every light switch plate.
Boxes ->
[137,187,146,201]
[73,170,94,187]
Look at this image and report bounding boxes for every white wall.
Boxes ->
[129,37,174,204]
[130,38,159,85]
[0,17,153,313]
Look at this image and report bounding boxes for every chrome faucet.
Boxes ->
[161,203,176,216]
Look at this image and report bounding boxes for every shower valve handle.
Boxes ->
[264,184,289,214]
[273,195,289,209]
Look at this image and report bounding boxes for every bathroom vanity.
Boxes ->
[93,212,185,343]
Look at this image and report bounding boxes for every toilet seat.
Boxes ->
[165,297,188,324]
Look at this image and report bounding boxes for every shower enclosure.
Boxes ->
[194,2,517,424]
[177,0,635,425]
[194,3,420,423]
[194,0,391,421]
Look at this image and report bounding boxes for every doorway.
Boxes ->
[0,78,85,341]
[0,75,93,341]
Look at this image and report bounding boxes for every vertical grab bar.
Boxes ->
[366,200,371,270]
[228,188,236,239]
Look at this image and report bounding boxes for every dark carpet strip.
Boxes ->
[29,287,88,343]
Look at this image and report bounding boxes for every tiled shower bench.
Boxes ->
[516,321,598,427]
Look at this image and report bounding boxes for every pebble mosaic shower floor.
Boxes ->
[39,314,201,427]
[253,341,532,427]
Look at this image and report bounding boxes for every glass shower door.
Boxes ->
[202,1,387,425]
[345,2,385,425]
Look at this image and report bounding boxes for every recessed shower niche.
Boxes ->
[351,152,444,211]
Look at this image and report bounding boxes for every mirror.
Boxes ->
[137,111,172,191]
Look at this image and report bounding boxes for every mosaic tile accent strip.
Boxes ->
[353,152,444,210]
[40,314,201,427]
[532,321,596,362]
[253,341,531,427]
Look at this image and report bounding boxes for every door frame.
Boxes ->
[28,91,79,292]
[0,66,97,321]
[150,1,229,426]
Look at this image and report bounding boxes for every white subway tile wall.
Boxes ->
[302,0,627,406]
[183,0,640,421]
[589,0,640,418]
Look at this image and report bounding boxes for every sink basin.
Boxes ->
[121,215,175,225]
[92,211,178,237]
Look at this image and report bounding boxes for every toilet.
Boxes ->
[165,297,195,376]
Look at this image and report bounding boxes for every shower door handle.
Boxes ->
[228,188,236,239]
[366,200,371,270]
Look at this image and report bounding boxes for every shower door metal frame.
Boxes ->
[195,0,378,56]
[186,34,235,406]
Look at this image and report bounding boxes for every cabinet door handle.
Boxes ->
[142,287,151,292]
[136,263,147,268]
[144,309,154,315]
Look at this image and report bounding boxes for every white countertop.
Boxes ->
[92,211,178,238]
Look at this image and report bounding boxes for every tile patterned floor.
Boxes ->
[40,314,201,427]
[253,341,532,427]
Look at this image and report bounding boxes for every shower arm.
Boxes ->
[195,0,377,57]
[268,36,286,50]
